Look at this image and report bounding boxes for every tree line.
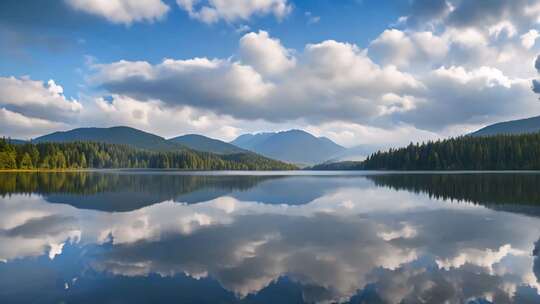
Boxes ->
[0,139,297,170]
[362,133,540,170]
[312,132,540,170]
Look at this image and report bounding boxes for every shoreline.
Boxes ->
[0,169,93,172]
[3,168,540,173]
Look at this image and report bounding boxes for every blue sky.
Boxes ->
[1,0,401,97]
[1,0,540,147]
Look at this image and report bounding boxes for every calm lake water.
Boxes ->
[2,171,540,303]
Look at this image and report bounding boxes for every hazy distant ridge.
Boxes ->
[231,129,345,165]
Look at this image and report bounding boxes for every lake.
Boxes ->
[1,171,540,303]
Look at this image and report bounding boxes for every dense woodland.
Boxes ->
[363,133,540,170]
[314,132,540,170]
[0,139,297,170]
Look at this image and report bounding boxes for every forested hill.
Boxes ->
[312,132,540,170]
[471,115,540,137]
[0,139,297,170]
[33,126,181,151]
[169,134,246,154]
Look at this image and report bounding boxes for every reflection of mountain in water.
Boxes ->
[367,173,540,216]
[0,172,347,211]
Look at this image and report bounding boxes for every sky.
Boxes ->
[1,0,540,148]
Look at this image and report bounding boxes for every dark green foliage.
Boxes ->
[362,133,540,170]
[0,138,297,170]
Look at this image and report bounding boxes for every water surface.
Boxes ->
[2,171,540,303]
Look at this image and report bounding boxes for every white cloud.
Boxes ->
[239,30,295,76]
[66,0,169,25]
[176,0,292,24]
[396,65,536,130]
[488,20,517,39]
[4,1,539,143]
[83,94,243,140]
[0,77,82,116]
[0,108,67,139]
[0,76,82,138]
[368,29,448,68]
[91,34,422,126]
[91,30,538,134]
[406,0,539,34]
[521,29,540,49]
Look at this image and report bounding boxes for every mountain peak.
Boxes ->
[231,129,345,165]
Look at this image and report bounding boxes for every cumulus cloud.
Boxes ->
[92,57,274,115]
[91,33,422,126]
[0,76,82,138]
[399,66,536,129]
[522,29,540,49]
[368,29,448,68]
[488,20,517,39]
[84,94,243,140]
[87,30,540,134]
[0,108,68,139]
[239,30,295,76]
[404,0,451,28]
[65,0,169,25]
[447,0,529,29]
[0,77,82,117]
[404,0,540,34]
[176,0,292,24]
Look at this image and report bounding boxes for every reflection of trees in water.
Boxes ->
[367,174,540,206]
[0,172,280,200]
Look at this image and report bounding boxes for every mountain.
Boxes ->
[471,115,540,137]
[231,129,346,165]
[326,144,386,162]
[168,134,245,154]
[232,133,274,150]
[33,126,182,151]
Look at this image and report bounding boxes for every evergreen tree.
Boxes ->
[0,138,296,171]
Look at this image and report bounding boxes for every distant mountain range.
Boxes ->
[169,134,246,154]
[231,129,346,165]
[471,115,540,137]
[30,126,247,156]
[17,126,360,166]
